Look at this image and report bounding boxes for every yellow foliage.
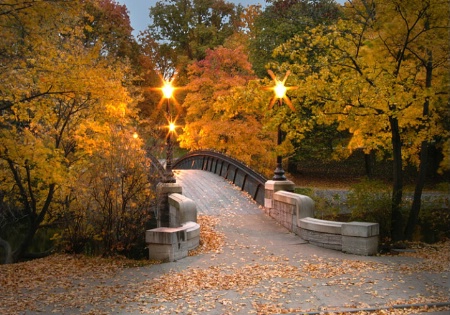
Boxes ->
[274,0,449,171]
[179,47,278,176]
[0,0,146,260]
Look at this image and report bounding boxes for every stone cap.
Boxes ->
[342,221,379,237]
[156,182,183,194]
[298,217,342,235]
[145,222,200,245]
[265,180,295,192]
[169,193,197,224]
[274,191,315,219]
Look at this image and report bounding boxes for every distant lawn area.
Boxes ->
[288,150,448,191]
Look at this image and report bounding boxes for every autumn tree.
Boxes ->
[249,0,341,77]
[178,45,276,176]
[274,0,450,241]
[0,0,148,262]
[143,0,245,154]
[83,0,138,60]
[143,1,258,149]
[149,0,243,60]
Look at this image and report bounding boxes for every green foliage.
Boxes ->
[434,182,450,193]
[149,0,242,61]
[289,123,352,165]
[417,195,450,243]
[347,180,393,240]
[294,187,314,196]
[293,187,343,220]
[249,0,340,77]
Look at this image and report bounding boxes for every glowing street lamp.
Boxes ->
[274,81,287,100]
[161,80,176,183]
[265,70,297,181]
[168,122,176,133]
[162,81,175,99]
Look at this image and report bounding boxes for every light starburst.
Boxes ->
[264,70,298,111]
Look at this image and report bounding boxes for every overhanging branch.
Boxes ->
[0,87,75,111]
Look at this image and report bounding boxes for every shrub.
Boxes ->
[347,179,393,240]
[55,127,156,259]
[418,194,450,243]
[294,187,343,220]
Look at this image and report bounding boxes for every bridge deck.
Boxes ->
[174,170,263,215]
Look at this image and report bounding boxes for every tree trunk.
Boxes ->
[12,220,39,262]
[364,151,374,178]
[404,140,429,240]
[389,115,404,242]
[0,236,13,264]
[404,47,433,240]
[12,184,56,262]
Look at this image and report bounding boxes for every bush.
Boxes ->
[55,127,157,259]
[418,194,450,243]
[347,179,393,240]
[294,187,343,220]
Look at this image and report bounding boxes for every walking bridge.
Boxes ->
[173,169,263,215]
[172,150,267,206]
[148,149,380,259]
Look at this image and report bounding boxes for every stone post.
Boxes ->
[156,182,182,227]
[264,179,295,214]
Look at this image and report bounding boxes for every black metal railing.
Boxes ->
[145,150,166,182]
[173,150,267,205]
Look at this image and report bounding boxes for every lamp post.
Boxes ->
[273,82,287,180]
[266,70,297,181]
[162,81,176,183]
[151,79,183,228]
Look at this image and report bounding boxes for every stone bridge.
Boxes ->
[173,150,267,206]
[146,150,379,262]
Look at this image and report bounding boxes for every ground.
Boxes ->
[288,151,448,190]
[1,216,449,315]
[1,160,448,315]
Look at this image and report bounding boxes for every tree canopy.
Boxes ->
[274,0,450,240]
[178,45,277,175]
[0,0,151,262]
[249,0,341,77]
[149,0,243,61]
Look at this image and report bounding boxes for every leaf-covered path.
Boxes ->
[174,170,263,215]
[1,170,449,314]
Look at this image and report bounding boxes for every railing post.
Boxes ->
[242,174,247,191]
[156,182,182,227]
[264,179,295,215]
[219,160,224,176]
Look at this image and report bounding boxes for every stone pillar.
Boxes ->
[264,179,295,213]
[156,182,182,227]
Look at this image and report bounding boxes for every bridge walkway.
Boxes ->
[174,169,262,215]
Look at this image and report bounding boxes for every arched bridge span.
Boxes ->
[173,150,267,206]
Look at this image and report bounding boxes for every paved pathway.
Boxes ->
[163,170,448,314]
[20,170,450,315]
[174,169,262,215]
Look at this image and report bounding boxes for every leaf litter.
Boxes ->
[1,215,449,315]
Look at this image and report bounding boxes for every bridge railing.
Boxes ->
[145,149,166,183]
[173,150,267,206]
